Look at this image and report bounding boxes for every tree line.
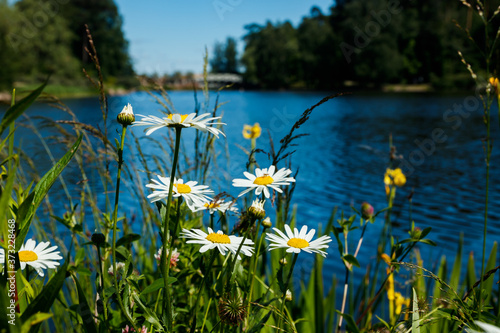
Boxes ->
[0,0,134,91]
[235,0,500,90]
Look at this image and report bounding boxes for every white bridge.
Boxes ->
[193,73,243,89]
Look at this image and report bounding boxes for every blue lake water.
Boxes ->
[4,90,500,293]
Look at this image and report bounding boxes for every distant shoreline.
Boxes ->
[1,83,475,104]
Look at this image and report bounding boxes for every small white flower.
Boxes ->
[180,228,254,258]
[146,176,213,212]
[133,113,225,138]
[108,262,126,276]
[266,225,332,257]
[154,248,180,268]
[0,239,63,277]
[194,199,239,215]
[232,165,295,198]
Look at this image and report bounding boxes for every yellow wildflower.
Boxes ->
[384,168,406,187]
[489,77,500,98]
[394,292,410,315]
[489,77,498,90]
[242,123,262,139]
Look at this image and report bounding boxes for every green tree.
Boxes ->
[8,0,80,84]
[210,37,239,73]
[60,0,134,80]
[242,21,299,89]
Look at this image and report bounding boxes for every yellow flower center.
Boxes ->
[204,202,220,209]
[206,233,231,244]
[167,114,189,122]
[175,184,191,193]
[18,250,38,262]
[287,238,309,249]
[253,175,274,186]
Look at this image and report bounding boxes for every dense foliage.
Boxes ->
[241,0,500,90]
[0,0,134,90]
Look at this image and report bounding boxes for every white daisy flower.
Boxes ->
[0,239,63,277]
[232,165,295,198]
[146,176,213,211]
[180,228,254,258]
[266,225,332,257]
[194,199,239,215]
[133,113,226,138]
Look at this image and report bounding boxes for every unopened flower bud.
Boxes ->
[285,289,292,302]
[361,202,374,220]
[117,103,135,126]
[262,217,272,228]
[279,258,288,266]
[91,233,105,246]
[247,199,265,220]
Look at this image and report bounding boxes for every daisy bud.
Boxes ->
[91,233,105,246]
[117,103,135,126]
[262,217,272,228]
[361,202,374,220]
[285,289,292,302]
[279,258,288,266]
[247,199,265,220]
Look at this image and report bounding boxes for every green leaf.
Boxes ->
[484,241,497,305]
[21,263,68,322]
[21,312,53,333]
[116,234,141,247]
[0,82,46,137]
[131,294,164,331]
[0,156,17,249]
[277,265,285,293]
[140,277,177,295]
[247,310,273,333]
[449,234,463,292]
[16,135,82,251]
[335,311,359,333]
[342,254,360,269]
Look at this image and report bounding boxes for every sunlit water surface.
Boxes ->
[5,90,500,295]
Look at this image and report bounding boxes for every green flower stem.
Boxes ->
[8,89,15,172]
[338,228,352,332]
[96,244,108,321]
[111,125,139,331]
[190,251,218,330]
[479,94,493,320]
[161,126,182,330]
[246,222,265,309]
[278,253,298,330]
[226,219,255,278]
[200,298,213,333]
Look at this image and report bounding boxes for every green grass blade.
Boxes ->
[20,262,68,322]
[16,135,82,251]
[0,156,17,249]
[449,234,463,292]
[0,82,46,137]
[72,274,98,333]
[432,256,446,309]
[412,288,420,333]
[483,242,497,306]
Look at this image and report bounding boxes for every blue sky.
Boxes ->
[115,0,334,75]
